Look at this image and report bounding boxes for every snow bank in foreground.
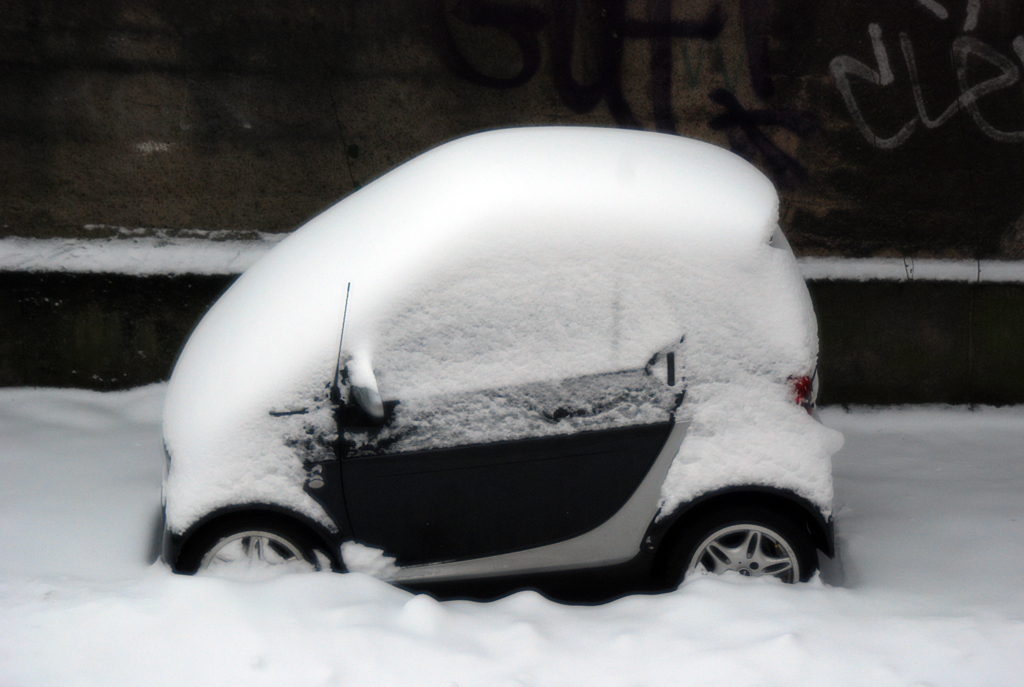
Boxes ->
[0,385,166,579]
[2,388,1024,687]
[4,569,1023,687]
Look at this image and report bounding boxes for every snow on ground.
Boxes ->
[1,386,1023,687]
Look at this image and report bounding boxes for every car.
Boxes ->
[161,126,843,595]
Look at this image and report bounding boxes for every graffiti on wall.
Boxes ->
[435,0,818,188]
[831,0,1024,149]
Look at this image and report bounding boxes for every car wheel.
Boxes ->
[177,513,329,576]
[668,506,817,585]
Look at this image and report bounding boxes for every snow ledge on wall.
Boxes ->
[797,257,1024,283]
[0,236,284,276]
[3,237,1024,282]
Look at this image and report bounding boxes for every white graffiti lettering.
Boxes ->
[830,24,916,149]
[831,3,1024,149]
[963,0,980,32]
[916,0,948,22]
[917,0,979,32]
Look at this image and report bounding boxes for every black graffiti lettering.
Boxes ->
[434,0,547,89]
[708,89,819,189]
[619,5,724,39]
[648,0,675,132]
[546,0,636,126]
[436,0,724,128]
[552,0,725,127]
[641,1,725,131]
[436,0,814,188]
[738,0,774,100]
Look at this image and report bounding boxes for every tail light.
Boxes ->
[790,374,815,413]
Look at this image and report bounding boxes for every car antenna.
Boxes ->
[331,282,352,403]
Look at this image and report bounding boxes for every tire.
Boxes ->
[176,513,329,575]
[666,506,817,585]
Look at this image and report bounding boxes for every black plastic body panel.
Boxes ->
[302,459,350,539]
[341,422,673,566]
[644,485,836,559]
[163,502,347,572]
[405,551,661,603]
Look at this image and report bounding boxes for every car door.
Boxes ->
[338,362,683,566]
[333,234,689,567]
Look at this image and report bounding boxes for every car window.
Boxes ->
[333,235,693,457]
[339,346,686,457]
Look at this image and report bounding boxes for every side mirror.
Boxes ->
[346,356,385,422]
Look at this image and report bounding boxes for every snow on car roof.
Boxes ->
[172,128,777,387]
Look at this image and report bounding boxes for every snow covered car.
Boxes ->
[161,127,843,590]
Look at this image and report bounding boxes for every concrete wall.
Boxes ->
[811,280,1024,405]
[0,272,229,388]
[3,0,1024,258]
[3,272,1024,405]
[3,0,1024,401]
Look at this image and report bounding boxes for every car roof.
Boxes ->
[164,127,794,475]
